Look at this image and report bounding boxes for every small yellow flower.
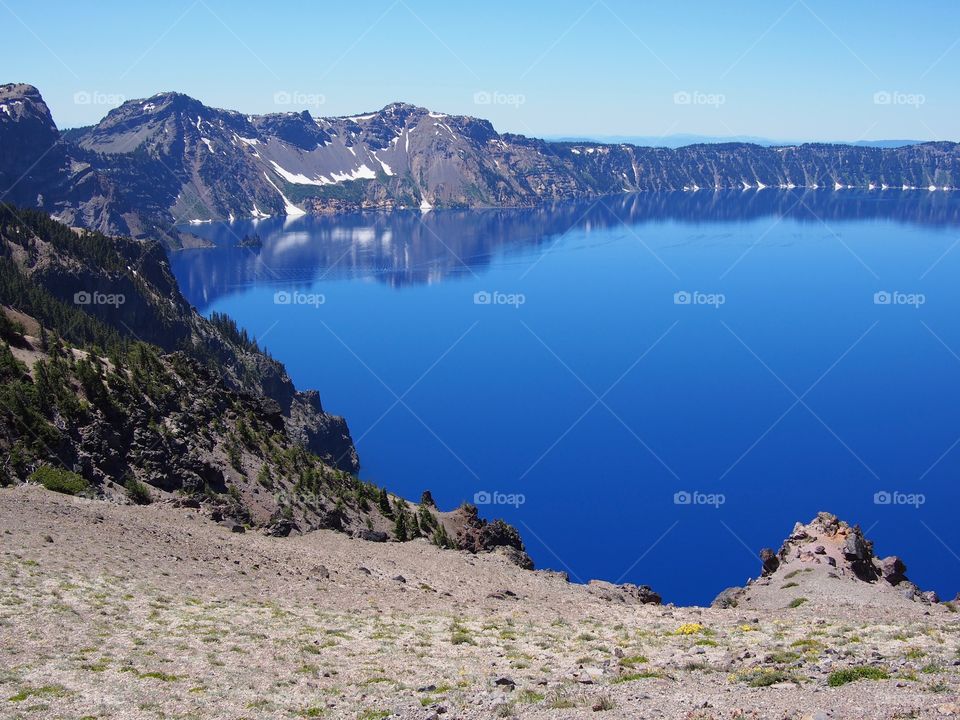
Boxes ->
[739,624,756,632]
[675,622,705,635]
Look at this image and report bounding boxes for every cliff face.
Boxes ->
[3,83,960,248]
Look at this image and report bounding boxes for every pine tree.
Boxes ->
[378,488,392,516]
[394,509,409,541]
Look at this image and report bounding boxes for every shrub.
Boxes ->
[827,666,889,687]
[30,465,88,495]
[124,477,152,505]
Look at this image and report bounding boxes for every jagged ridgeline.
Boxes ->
[0,206,531,567]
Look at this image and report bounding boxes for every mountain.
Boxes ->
[713,512,940,610]
[3,83,960,249]
[0,205,530,566]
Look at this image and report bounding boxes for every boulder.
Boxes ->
[354,529,389,543]
[760,548,780,576]
[879,556,907,585]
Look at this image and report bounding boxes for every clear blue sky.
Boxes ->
[2,0,957,141]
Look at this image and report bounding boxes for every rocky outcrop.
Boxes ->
[286,390,358,474]
[587,580,662,606]
[448,504,534,570]
[712,512,940,608]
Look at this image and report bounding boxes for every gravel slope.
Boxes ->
[1,485,958,719]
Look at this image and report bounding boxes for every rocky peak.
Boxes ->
[0,83,58,141]
[0,83,53,120]
[0,83,65,206]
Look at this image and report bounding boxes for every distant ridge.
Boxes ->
[547,134,928,149]
[2,83,959,248]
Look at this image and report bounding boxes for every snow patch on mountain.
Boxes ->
[263,172,306,216]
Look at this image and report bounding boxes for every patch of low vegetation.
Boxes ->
[827,666,889,687]
[137,671,179,682]
[734,668,799,687]
[545,691,578,710]
[356,709,391,720]
[592,695,614,711]
[787,597,809,608]
[8,684,69,702]
[30,465,88,495]
[766,650,801,664]
[614,670,664,683]
[124,476,153,505]
[450,618,475,646]
[516,689,545,704]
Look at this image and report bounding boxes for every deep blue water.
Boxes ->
[170,191,960,606]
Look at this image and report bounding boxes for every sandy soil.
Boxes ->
[1,485,958,719]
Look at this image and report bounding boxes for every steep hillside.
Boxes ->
[0,205,529,565]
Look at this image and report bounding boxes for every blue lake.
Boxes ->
[170,190,960,605]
